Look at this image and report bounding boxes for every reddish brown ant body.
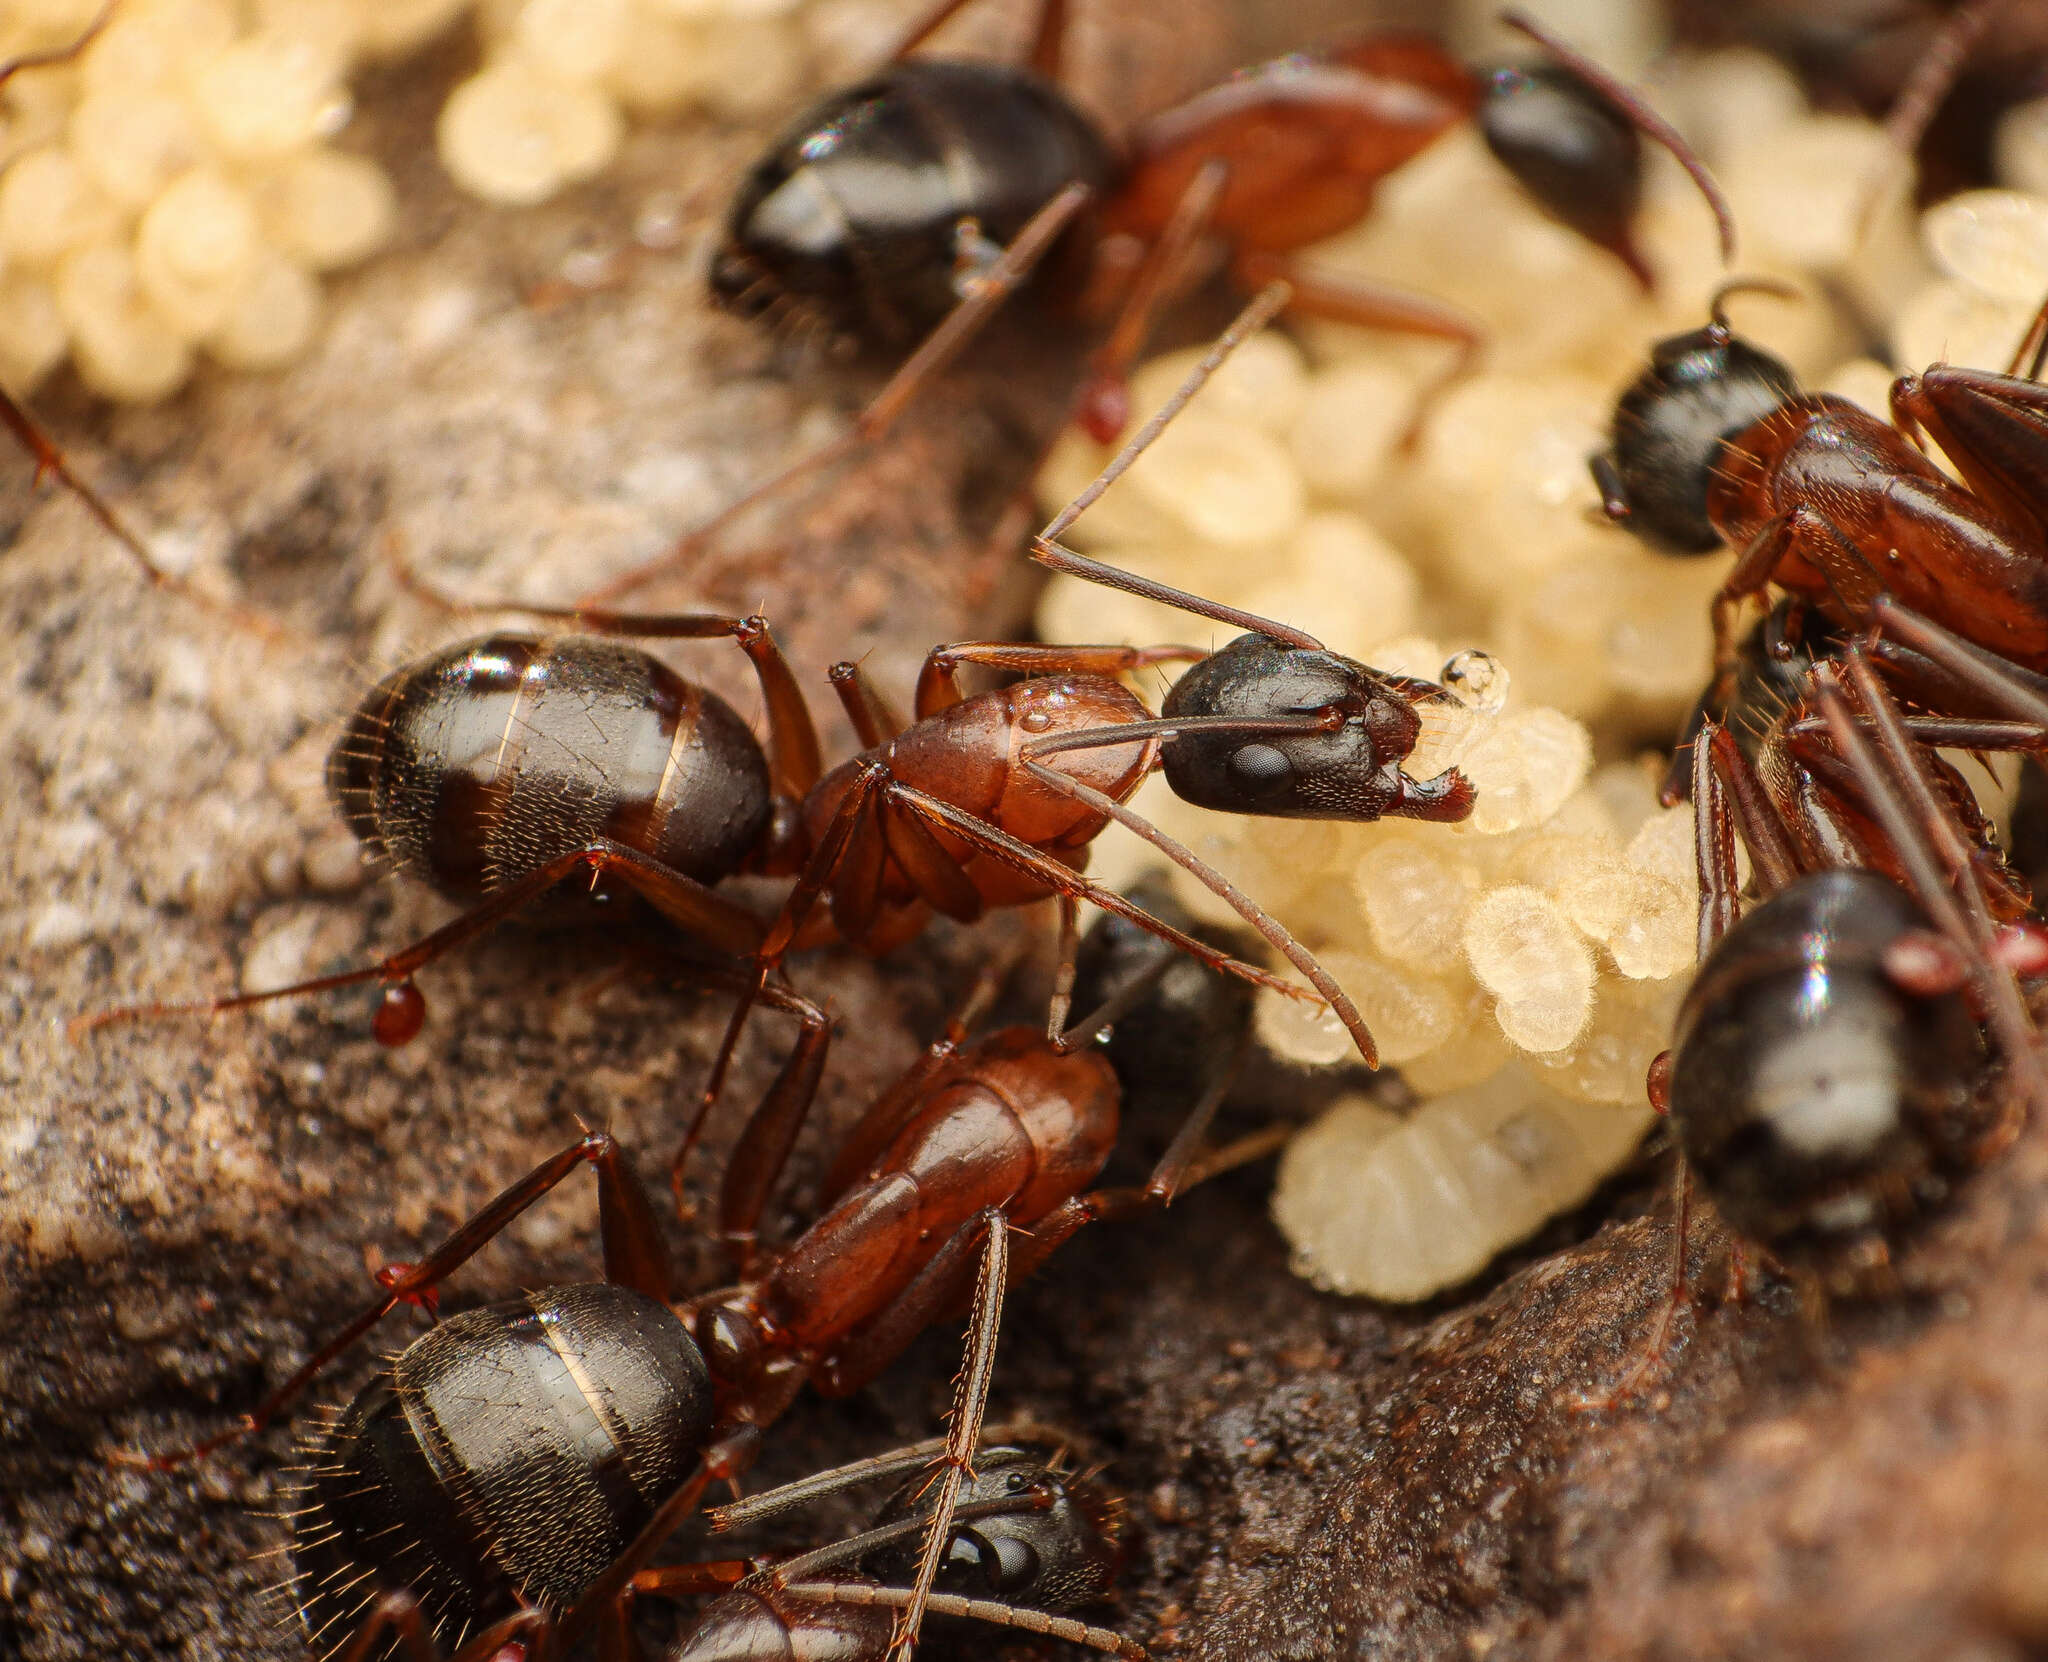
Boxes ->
[1593,285,2048,690]
[127,946,1270,1661]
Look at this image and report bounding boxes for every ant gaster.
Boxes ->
[71,287,1477,1075]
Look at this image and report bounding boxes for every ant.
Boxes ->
[584,0,1736,605]
[124,943,1279,1659]
[70,287,1478,1076]
[1580,632,2048,1404]
[1590,277,2048,706]
[292,1406,1138,1662]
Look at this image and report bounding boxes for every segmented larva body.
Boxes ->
[1273,1065,1654,1302]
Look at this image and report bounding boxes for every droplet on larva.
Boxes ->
[1923,190,2048,305]
[207,249,319,370]
[1289,358,1416,498]
[68,91,202,210]
[1457,708,1593,836]
[0,272,68,392]
[694,18,803,121]
[516,0,632,82]
[1995,100,2048,198]
[136,169,259,339]
[1722,113,1894,272]
[56,241,193,402]
[1607,876,1695,981]
[0,148,121,269]
[192,34,345,161]
[258,149,396,271]
[1464,885,1594,1052]
[439,62,624,206]
[1441,649,1508,716]
[1126,412,1305,547]
[605,10,712,113]
[1354,836,1478,968]
[1891,277,2035,376]
[1128,331,1309,436]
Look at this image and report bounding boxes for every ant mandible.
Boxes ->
[72,286,1476,1077]
[585,0,1736,605]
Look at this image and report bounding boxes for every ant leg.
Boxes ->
[830,660,910,748]
[579,182,1092,607]
[1706,727,1800,893]
[0,387,291,643]
[1571,1157,1698,1413]
[913,640,1207,720]
[553,1454,732,1658]
[1871,596,2048,729]
[1819,654,2048,1121]
[787,1585,1147,1661]
[1889,363,2048,550]
[1232,250,1484,371]
[1074,157,1230,442]
[326,1591,440,1662]
[1048,892,1082,1042]
[74,838,766,1044]
[1693,719,1742,953]
[879,775,1338,1014]
[970,758,1378,1065]
[113,1131,663,1469]
[1713,506,1849,672]
[1871,0,2004,205]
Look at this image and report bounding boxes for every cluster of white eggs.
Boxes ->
[1037,18,2048,1301]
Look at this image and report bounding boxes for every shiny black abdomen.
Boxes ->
[326,634,772,905]
[292,1284,712,1654]
[710,59,1117,342]
[1669,870,1990,1277]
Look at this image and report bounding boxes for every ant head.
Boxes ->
[1595,308,1800,554]
[1479,61,1645,285]
[1157,634,1427,821]
[868,1447,1124,1610]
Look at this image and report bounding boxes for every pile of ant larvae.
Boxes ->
[0,0,879,400]
[1038,42,2048,1303]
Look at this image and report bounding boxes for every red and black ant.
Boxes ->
[66,289,1478,1076]
[1592,279,2048,701]
[1579,629,2048,1405]
[584,0,1736,606]
[122,939,1275,1660]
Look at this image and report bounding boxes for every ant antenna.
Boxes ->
[1032,281,1324,651]
[1497,7,1738,266]
[1706,275,1802,334]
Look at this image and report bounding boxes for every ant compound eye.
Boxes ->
[1229,743,1294,795]
[964,1530,1042,1596]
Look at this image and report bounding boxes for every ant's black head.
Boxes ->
[1594,316,1800,554]
[867,1448,1123,1611]
[1480,62,1644,284]
[1157,634,1432,822]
